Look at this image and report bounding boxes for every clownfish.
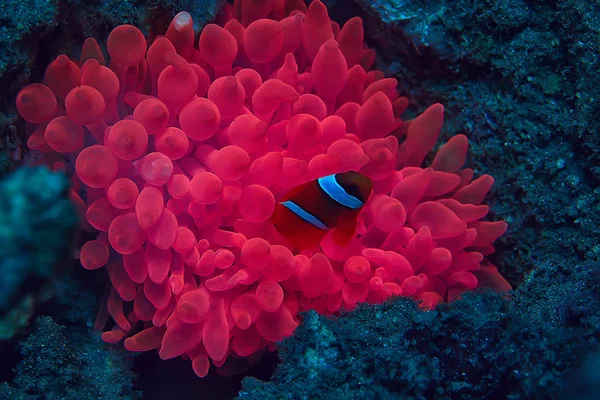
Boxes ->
[269,171,373,250]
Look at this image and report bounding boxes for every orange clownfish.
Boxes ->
[270,171,373,250]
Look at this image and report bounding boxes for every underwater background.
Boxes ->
[0,0,599,399]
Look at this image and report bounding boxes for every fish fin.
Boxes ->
[268,202,285,225]
[332,217,357,247]
[286,229,327,250]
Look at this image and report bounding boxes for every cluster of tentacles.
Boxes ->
[15,0,509,377]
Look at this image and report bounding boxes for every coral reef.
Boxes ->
[0,0,59,77]
[240,257,600,399]
[1,0,598,399]
[0,316,141,399]
[0,166,77,339]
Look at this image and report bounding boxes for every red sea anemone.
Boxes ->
[16,0,509,377]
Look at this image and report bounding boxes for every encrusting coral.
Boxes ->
[15,0,509,377]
